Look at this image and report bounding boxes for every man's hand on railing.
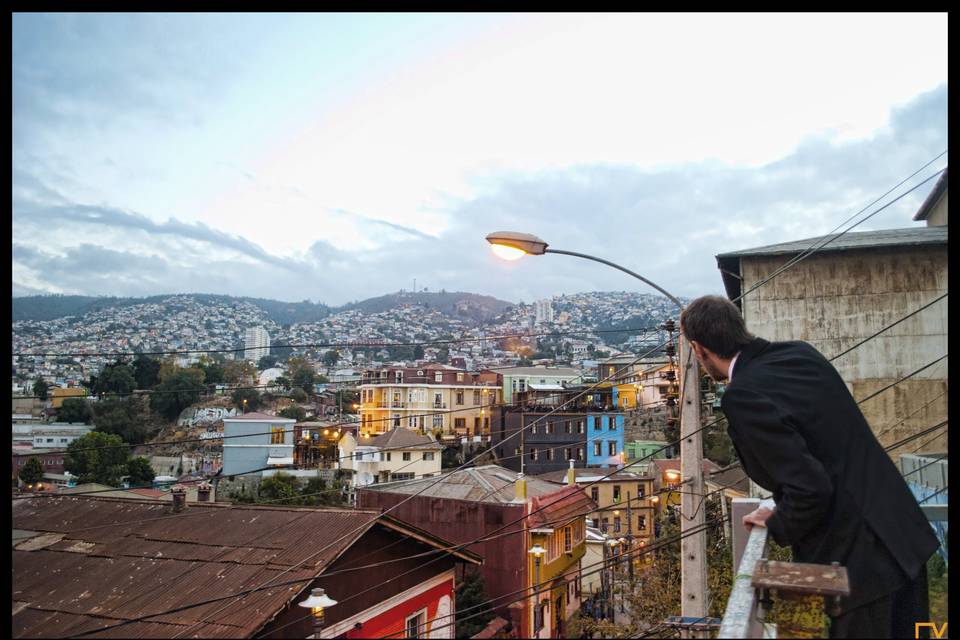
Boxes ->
[742,506,775,531]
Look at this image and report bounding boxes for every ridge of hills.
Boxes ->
[11,291,516,325]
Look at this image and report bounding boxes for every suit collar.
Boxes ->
[730,337,770,379]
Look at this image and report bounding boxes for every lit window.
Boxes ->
[457,373,464,382]
[613,485,621,502]
[608,441,616,457]
[593,442,601,456]
[435,372,443,382]
[270,426,284,444]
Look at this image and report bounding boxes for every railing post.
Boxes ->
[731,498,761,575]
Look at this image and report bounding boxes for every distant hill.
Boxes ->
[338,290,515,322]
[11,291,513,324]
[11,293,331,325]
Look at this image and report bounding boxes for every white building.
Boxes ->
[533,299,555,325]
[244,326,271,363]
[338,427,443,489]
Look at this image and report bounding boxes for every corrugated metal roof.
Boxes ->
[12,496,380,638]
[715,226,947,258]
[529,484,597,529]
[359,464,569,504]
[914,168,948,221]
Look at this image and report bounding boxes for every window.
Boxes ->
[577,447,584,461]
[613,485,621,502]
[405,607,427,638]
[593,442,601,456]
[518,379,526,392]
[435,372,443,382]
[545,422,553,435]
[473,390,481,405]
[638,485,645,499]
[456,390,464,405]
[530,448,538,461]
[531,423,537,434]
[608,441,616,456]
[565,420,572,434]
[564,447,572,461]
[564,525,572,552]
[423,452,434,461]
[591,487,599,502]
[392,472,415,481]
[457,372,464,382]
[578,420,585,434]
[614,517,622,532]
[270,426,284,444]
[545,448,553,461]
[601,517,609,533]
[395,371,403,383]
[433,392,443,407]
[609,418,617,431]
[638,515,646,530]
[60,438,68,443]
[393,415,401,428]
[593,417,601,431]
[432,415,443,428]
[402,452,411,461]
[46,438,54,443]
[386,452,392,461]
[454,417,466,430]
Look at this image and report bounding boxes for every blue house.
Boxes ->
[586,414,625,467]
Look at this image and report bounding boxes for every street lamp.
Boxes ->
[528,544,546,636]
[299,587,337,638]
[486,229,707,620]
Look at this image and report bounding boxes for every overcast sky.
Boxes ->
[12,13,948,305]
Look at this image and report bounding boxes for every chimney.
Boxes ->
[171,485,186,512]
[567,459,576,486]
[197,482,212,503]
[513,472,527,503]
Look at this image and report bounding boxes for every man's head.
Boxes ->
[679,295,755,381]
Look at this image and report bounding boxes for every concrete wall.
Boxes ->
[924,191,948,226]
[739,246,948,453]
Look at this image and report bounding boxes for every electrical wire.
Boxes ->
[884,420,949,453]
[917,485,948,505]
[828,293,947,362]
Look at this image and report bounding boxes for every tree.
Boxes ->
[223,359,257,384]
[279,405,306,422]
[455,569,495,638]
[132,355,161,389]
[274,375,292,392]
[288,358,317,395]
[94,361,136,396]
[258,472,299,504]
[18,457,44,485]
[258,354,279,370]
[322,349,340,367]
[199,360,225,385]
[126,456,156,485]
[289,387,308,403]
[93,397,148,444]
[65,431,130,486]
[58,397,92,423]
[33,378,49,400]
[413,344,424,360]
[436,347,450,364]
[150,368,206,422]
[232,387,262,412]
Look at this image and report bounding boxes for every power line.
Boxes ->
[917,485,948,505]
[883,420,948,453]
[828,293,947,362]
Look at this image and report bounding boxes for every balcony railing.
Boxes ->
[719,500,773,638]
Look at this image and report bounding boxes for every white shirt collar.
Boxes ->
[727,352,741,382]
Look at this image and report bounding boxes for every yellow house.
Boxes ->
[537,466,656,573]
[50,387,88,410]
[524,481,596,639]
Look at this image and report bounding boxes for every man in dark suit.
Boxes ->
[679,295,939,639]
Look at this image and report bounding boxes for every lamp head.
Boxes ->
[528,544,546,558]
[486,231,548,261]
[299,588,337,617]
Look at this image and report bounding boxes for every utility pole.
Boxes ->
[679,336,707,620]
[626,490,635,583]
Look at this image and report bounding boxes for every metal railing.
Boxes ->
[719,498,775,639]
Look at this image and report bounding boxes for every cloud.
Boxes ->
[11,84,948,306]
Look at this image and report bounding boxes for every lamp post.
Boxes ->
[299,587,337,639]
[529,544,546,636]
[604,536,621,621]
[487,231,707,620]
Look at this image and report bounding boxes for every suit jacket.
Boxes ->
[720,338,939,611]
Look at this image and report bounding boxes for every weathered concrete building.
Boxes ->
[716,194,948,456]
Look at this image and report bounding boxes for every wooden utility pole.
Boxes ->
[679,337,707,620]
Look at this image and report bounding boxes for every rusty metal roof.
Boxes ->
[358,464,564,504]
[528,484,597,529]
[12,496,381,638]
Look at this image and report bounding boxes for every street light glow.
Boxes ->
[490,243,528,261]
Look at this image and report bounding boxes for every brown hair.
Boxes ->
[680,295,754,358]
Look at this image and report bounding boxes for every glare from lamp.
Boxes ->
[490,244,527,261]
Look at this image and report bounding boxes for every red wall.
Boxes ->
[346,576,454,639]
